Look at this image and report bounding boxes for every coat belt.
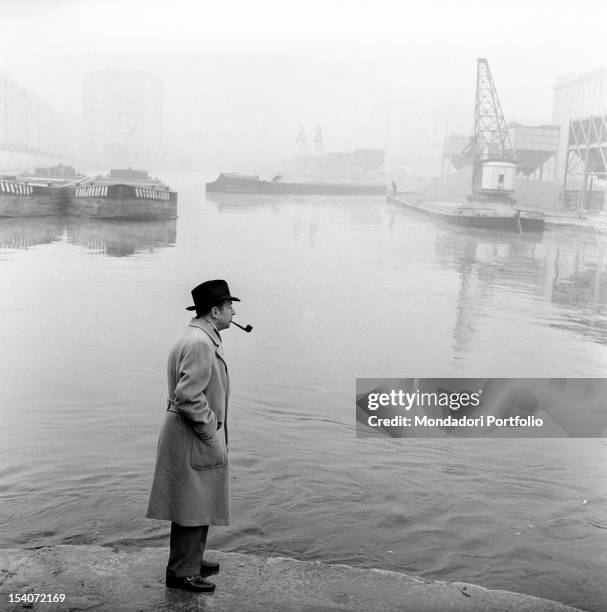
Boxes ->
[166,397,228,447]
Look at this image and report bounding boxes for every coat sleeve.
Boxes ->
[174,338,218,439]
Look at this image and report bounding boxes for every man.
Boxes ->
[147,279,240,592]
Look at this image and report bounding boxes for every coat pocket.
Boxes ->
[190,430,227,470]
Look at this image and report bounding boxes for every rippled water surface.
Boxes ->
[1,173,606,611]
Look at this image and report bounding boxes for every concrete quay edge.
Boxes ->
[0,545,582,612]
[543,214,607,233]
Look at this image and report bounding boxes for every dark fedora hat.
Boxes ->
[186,279,241,311]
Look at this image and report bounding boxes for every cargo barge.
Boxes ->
[388,193,545,233]
[206,173,386,196]
[69,169,177,220]
[0,165,85,217]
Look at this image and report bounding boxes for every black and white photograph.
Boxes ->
[1,1,606,610]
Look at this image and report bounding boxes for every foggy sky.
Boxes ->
[1,0,605,169]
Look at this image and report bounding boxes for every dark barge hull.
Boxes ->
[206,178,386,196]
[0,183,71,217]
[387,195,545,233]
[70,184,177,220]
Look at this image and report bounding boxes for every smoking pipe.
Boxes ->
[231,319,253,333]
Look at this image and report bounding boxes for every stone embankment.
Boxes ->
[543,212,607,233]
[0,545,581,611]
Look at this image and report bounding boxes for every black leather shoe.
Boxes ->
[200,559,220,577]
[165,575,216,592]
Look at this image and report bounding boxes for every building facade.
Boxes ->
[83,69,163,168]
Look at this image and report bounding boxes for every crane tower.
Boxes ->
[314,125,323,158]
[296,125,308,158]
[469,58,517,201]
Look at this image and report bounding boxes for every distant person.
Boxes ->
[391,180,397,195]
[147,280,241,592]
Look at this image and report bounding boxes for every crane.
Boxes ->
[314,125,323,158]
[466,58,517,202]
[296,125,307,158]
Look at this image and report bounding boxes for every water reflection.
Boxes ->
[0,216,176,258]
[550,239,607,343]
[432,227,607,350]
[206,192,281,214]
[66,217,176,257]
[0,216,64,251]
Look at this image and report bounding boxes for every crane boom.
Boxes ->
[473,58,513,160]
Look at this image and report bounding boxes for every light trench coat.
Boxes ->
[147,317,231,526]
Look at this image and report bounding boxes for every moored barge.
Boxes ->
[0,165,84,217]
[388,193,545,233]
[206,173,386,195]
[69,169,177,220]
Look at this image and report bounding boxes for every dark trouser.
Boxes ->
[166,523,209,578]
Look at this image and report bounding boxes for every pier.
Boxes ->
[0,546,581,611]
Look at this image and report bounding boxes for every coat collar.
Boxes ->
[188,316,221,346]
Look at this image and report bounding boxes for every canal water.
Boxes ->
[1,173,606,611]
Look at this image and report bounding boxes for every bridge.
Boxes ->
[0,142,67,159]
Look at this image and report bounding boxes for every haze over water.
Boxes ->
[1,173,606,611]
